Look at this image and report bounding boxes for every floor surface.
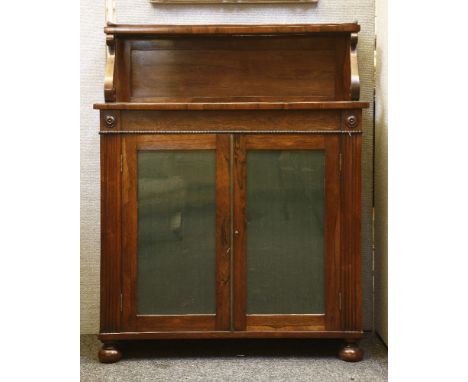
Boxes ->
[80,333,387,381]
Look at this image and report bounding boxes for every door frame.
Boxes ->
[120,134,231,332]
[233,134,342,331]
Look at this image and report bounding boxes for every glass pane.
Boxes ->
[137,150,216,315]
[247,150,325,314]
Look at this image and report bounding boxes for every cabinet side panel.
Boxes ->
[340,111,362,331]
[100,134,122,333]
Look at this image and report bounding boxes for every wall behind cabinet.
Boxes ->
[80,0,375,334]
[375,0,388,345]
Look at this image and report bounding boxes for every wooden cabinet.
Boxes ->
[95,23,369,363]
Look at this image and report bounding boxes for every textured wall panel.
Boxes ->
[80,1,105,334]
[80,0,375,334]
[375,0,388,344]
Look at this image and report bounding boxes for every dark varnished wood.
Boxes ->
[114,38,131,103]
[334,36,350,101]
[98,342,122,364]
[94,101,369,111]
[246,315,326,331]
[324,136,342,331]
[244,134,325,149]
[101,25,362,103]
[104,35,116,102]
[99,330,363,341]
[101,23,363,108]
[121,135,137,332]
[97,24,367,363]
[127,37,336,101]
[100,128,121,333]
[216,135,231,330]
[104,23,361,36]
[233,135,247,331]
[238,135,341,332]
[119,110,341,133]
[340,110,363,332]
[339,340,364,362]
[121,135,223,332]
[130,36,337,51]
[99,109,120,131]
[135,315,216,332]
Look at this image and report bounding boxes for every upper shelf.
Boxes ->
[100,23,363,105]
[104,23,361,36]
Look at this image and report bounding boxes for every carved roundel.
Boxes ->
[346,115,358,129]
[105,115,116,128]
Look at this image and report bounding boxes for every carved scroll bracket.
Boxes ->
[104,33,116,102]
[350,33,360,101]
[104,0,116,102]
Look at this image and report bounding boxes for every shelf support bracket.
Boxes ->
[104,0,116,102]
[104,34,116,102]
[350,33,361,101]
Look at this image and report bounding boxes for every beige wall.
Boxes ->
[374,0,388,345]
[80,0,375,334]
[80,1,105,335]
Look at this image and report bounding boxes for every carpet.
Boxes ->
[80,333,387,381]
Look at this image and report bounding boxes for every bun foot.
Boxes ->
[339,341,363,362]
[98,342,122,363]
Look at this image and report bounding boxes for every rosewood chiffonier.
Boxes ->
[94,23,369,363]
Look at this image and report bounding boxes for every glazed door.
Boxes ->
[121,135,230,331]
[233,135,341,332]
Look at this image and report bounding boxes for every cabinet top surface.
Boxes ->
[105,23,360,36]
